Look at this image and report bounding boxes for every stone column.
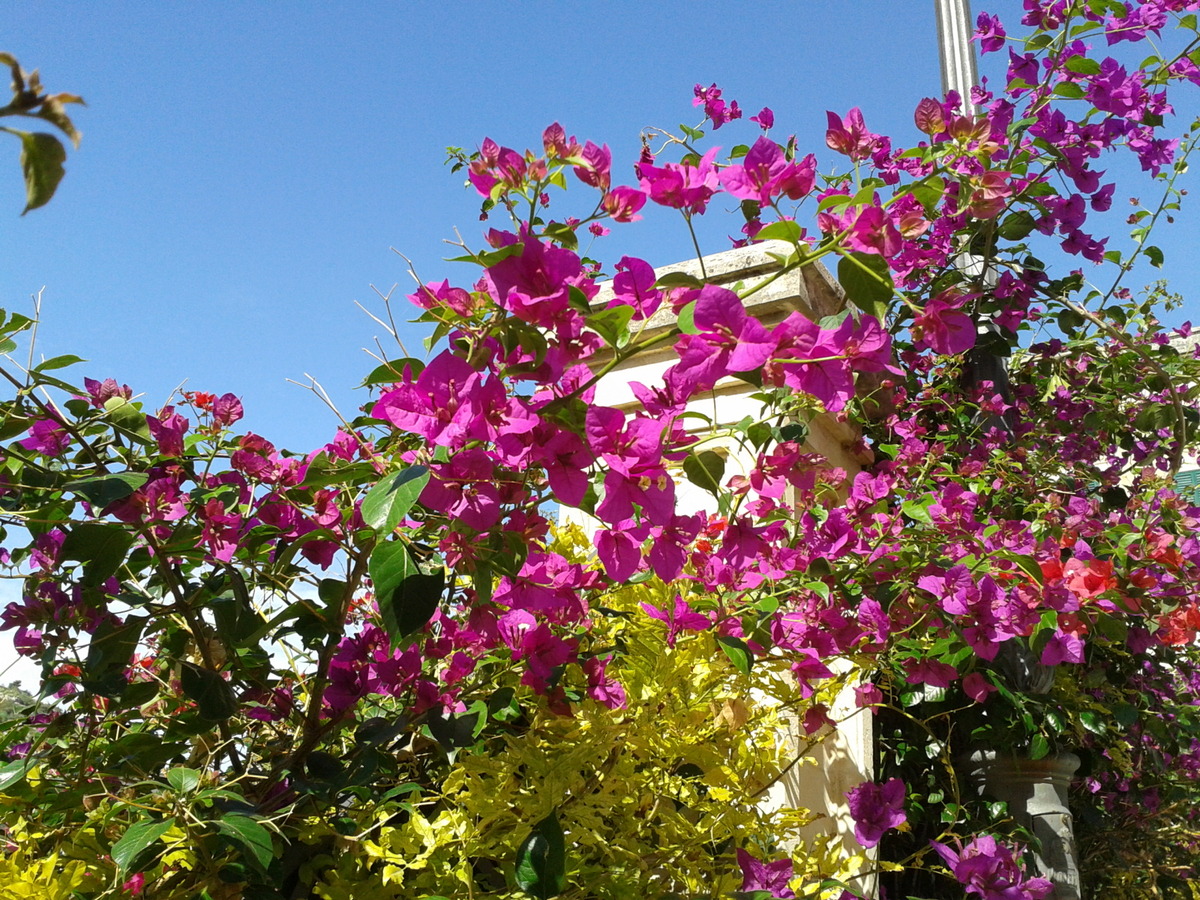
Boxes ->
[572,243,878,869]
[961,752,1083,900]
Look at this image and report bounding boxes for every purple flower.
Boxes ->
[825,107,880,161]
[975,12,1007,53]
[636,148,721,215]
[147,406,189,457]
[83,377,131,408]
[855,682,883,710]
[602,185,647,223]
[846,777,907,848]
[596,524,643,582]
[608,256,662,319]
[736,849,795,898]
[583,655,627,710]
[931,835,1053,900]
[720,138,817,206]
[750,106,774,131]
[573,140,611,191]
[1040,629,1085,665]
[902,657,959,688]
[640,594,710,648]
[693,83,742,130]
[212,393,244,426]
[912,291,977,356]
[19,417,69,457]
[372,351,482,448]
[964,671,998,702]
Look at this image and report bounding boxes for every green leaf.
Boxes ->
[1064,56,1102,76]
[1053,82,1087,100]
[901,498,934,526]
[1,128,67,214]
[369,540,446,644]
[104,396,152,443]
[179,662,237,721]
[682,450,726,497]
[837,252,893,321]
[67,472,148,507]
[0,312,33,338]
[61,522,135,586]
[360,357,423,386]
[654,271,704,290]
[383,571,445,644]
[361,466,429,536]
[317,577,345,610]
[300,458,376,491]
[368,540,418,609]
[1030,733,1050,760]
[111,817,175,874]
[1144,244,1164,268]
[0,759,31,792]
[717,635,753,675]
[754,220,802,244]
[1112,702,1139,728]
[33,353,85,372]
[216,814,274,872]
[85,615,145,697]
[1004,553,1044,586]
[676,301,699,335]
[817,193,854,212]
[473,562,494,604]
[1057,308,1084,337]
[586,305,636,348]
[427,705,484,757]
[515,810,566,899]
[34,96,82,148]
[911,177,946,211]
[541,221,578,251]
[167,767,201,794]
[1079,710,1106,736]
[997,210,1037,241]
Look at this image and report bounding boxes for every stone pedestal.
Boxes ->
[961,751,1082,900]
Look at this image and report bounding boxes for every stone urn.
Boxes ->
[960,751,1082,900]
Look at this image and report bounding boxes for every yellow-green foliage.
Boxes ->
[0,825,103,900]
[314,528,865,898]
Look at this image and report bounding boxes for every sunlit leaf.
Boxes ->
[1,127,67,214]
[361,466,429,536]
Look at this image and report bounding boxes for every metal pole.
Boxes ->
[933,0,1016,437]
[934,0,980,112]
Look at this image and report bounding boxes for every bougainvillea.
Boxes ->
[2,3,1200,898]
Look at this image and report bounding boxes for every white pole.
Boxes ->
[934,0,980,112]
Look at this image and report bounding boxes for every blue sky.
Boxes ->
[2,1,1197,459]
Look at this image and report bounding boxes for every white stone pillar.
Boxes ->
[572,243,877,870]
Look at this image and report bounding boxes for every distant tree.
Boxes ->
[0,682,39,721]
